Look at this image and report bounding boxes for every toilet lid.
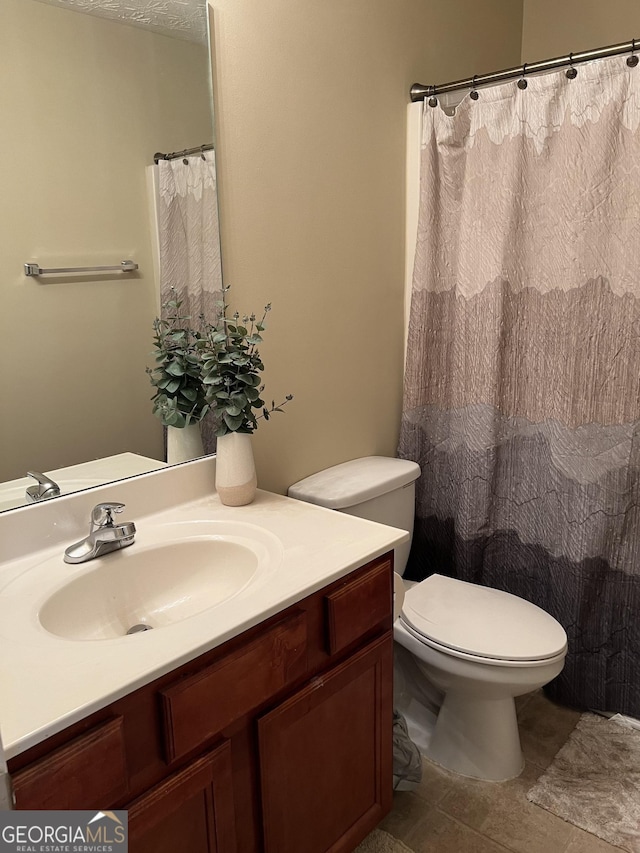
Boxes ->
[401,574,567,661]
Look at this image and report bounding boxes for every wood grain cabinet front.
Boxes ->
[128,741,236,853]
[160,611,307,763]
[12,717,128,810]
[258,633,393,853]
[324,555,392,655]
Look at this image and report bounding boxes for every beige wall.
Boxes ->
[522,0,640,60]
[209,0,523,495]
[0,0,212,481]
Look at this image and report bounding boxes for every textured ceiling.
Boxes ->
[33,0,208,43]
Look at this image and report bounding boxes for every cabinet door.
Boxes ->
[258,633,393,853]
[128,741,236,853]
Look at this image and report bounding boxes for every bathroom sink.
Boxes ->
[16,521,282,642]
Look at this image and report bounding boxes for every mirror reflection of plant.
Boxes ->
[147,293,210,428]
[201,286,293,437]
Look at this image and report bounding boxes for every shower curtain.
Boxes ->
[157,151,223,453]
[399,56,640,716]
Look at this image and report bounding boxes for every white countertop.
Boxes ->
[0,458,407,759]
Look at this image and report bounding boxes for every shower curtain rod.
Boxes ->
[410,37,639,102]
[153,143,214,164]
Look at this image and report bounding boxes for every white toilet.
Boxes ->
[289,456,568,782]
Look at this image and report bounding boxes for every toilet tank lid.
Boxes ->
[287,456,421,509]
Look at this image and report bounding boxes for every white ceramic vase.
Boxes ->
[215,432,257,506]
[166,422,205,465]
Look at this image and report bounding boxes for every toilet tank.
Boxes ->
[288,456,421,576]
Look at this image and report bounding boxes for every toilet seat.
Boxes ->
[396,618,567,668]
[400,574,567,665]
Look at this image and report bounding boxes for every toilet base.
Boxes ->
[426,692,524,781]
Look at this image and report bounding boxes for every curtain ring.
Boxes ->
[517,63,528,89]
[428,85,438,108]
[566,52,578,79]
[470,75,479,100]
[628,38,639,67]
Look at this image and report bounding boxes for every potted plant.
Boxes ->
[148,286,293,501]
[201,286,293,505]
[146,292,209,464]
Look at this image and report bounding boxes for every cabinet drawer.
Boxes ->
[13,717,128,809]
[161,611,307,762]
[325,557,392,655]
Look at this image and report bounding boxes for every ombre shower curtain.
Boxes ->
[157,151,223,453]
[399,56,640,716]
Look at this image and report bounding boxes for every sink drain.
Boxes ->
[126,624,153,635]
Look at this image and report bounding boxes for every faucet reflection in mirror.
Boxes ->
[25,472,60,503]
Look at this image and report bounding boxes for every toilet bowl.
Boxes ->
[288,457,568,782]
[395,574,567,780]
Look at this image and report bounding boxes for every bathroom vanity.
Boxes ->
[0,459,408,853]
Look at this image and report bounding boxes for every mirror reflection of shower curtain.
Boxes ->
[155,151,223,454]
[399,56,640,718]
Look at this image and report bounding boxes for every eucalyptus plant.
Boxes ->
[146,293,209,428]
[201,286,293,437]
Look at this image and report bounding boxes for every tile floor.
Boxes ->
[380,690,625,853]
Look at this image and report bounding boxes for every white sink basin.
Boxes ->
[5,521,283,642]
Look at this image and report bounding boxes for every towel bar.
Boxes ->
[24,260,138,277]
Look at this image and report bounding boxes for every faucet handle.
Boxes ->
[90,502,126,531]
[26,471,61,502]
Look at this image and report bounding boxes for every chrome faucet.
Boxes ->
[63,502,136,564]
[26,471,61,503]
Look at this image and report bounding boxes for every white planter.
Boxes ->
[167,422,205,465]
[215,432,257,506]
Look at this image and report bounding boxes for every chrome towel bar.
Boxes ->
[24,260,138,277]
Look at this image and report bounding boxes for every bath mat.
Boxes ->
[527,712,640,852]
[354,828,415,853]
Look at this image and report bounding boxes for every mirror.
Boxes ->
[0,0,217,512]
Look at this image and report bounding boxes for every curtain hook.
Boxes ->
[628,38,639,67]
[200,144,207,160]
[566,52,578,79]
[470,75,479,100]
[428,85,438,108]
[517,63,528,89]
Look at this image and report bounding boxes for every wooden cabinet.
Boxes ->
[8,553,394,853]
[12,717,128,810]
[259,634,393,853]
[128,742,236,853]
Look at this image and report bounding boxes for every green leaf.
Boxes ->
[166,361,186,377]
[223,411,244,430]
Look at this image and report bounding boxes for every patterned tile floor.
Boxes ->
[380,691,625,853]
